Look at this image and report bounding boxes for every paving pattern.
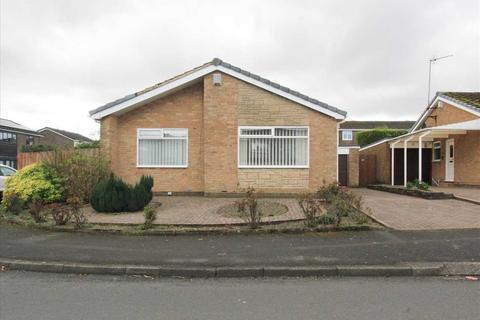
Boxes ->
[86,196,304,225]
[430,186,480,203]
[353,188,480,230]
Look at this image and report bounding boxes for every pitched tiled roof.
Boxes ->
[339,121,415,130]
[0,118,42,136]
[439,92,480,112]
[89,58,347,118]
[39,127,92,142]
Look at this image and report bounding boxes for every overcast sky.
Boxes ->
[1,0,479,138]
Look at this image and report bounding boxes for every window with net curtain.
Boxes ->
[137,128,188,167]
[238,127,309,168]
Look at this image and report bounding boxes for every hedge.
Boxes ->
[21,144,55,153]
[356,129,407,147]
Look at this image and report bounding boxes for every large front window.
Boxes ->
[137,128,188,167]
[238,126,309,168]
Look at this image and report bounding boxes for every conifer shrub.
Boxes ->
[90,174,153,213]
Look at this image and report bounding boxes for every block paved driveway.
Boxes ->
[352,188,480,230]
[87,197,303,225]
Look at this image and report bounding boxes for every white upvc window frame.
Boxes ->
[342,130,353,141]
[237,126,310,169]
[432,141,441,162]
[136,128,189,168]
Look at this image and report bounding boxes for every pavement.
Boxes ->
[1,271,479,320]
[431,186,480,204]
[1,224,480,277]
[354,188,480,230]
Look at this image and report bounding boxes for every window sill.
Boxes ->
[137,165,188,169]
[238,166,309,169]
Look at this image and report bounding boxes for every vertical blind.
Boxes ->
[138,128,188,167]
[238,127,308,167]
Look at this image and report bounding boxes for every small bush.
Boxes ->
[297,193,323,227]
[2,164,66,207]
[236,187,261,229]
[319,184,364,226]
[317,183,341,202]
[28,196,45,223]
[2,193,25,214]
[318,213,336,225]
[407,179,429,191]
[47,203,72,225]
[90,174,154,213]
[357,128,408,147]
[142,204,157,230]
[67,196,86,229]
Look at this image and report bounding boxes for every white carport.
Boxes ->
[388,118,480,186]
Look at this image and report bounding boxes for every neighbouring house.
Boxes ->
[90,58,347,194]
[359,92,480,187]
[0,118,42,168]
[37,127,92,148]
[337,121,414,186]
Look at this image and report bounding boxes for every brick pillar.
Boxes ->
[203,73,239,193]
[100,115,119,173]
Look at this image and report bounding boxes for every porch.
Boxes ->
[388,118,480,187]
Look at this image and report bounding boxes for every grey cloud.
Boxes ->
[0,0,478,137]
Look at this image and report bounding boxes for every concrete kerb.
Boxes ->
[2,258,479,278]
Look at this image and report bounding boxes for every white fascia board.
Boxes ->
[216,66,345,120]
[91,65,346,120]
[410,96,480,132]
[91,65,217,120]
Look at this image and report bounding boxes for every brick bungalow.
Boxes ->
[359,92,480,187]
[90,58,347,194]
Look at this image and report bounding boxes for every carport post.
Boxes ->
[391,141,399,185]
[418,132,429,182]
[404,137,413,187]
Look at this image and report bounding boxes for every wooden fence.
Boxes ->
[17,148,100,169]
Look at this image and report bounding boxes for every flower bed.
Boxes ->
[368,184,454,200]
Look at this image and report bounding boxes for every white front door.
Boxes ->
[445,139,454,182]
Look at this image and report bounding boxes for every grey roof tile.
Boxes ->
[90,58,347,117]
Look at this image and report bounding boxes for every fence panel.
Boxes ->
[17,149,100,169]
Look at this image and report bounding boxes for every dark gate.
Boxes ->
[338,154,348,186]
[359,154,376,186]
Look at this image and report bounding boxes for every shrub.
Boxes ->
[2,164,66,207]
[318,213,336,225]
[2,193,25,214]
[90,174,154,213]
[47,203,71,225]
[297,193,323,227]
[75,140,100,149]
[407,179,429,191]
[319,184,364,226]
[356,129,408,147]
[67,196,86,229]
[43,149,110,203]
[28,196,45,223]
[142,204,157,230]
[20,144,55,153]
[236,187,261,229]
[317,183,341,202]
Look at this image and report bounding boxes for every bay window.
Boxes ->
[137,128,188,167]
[238,126,309,168]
